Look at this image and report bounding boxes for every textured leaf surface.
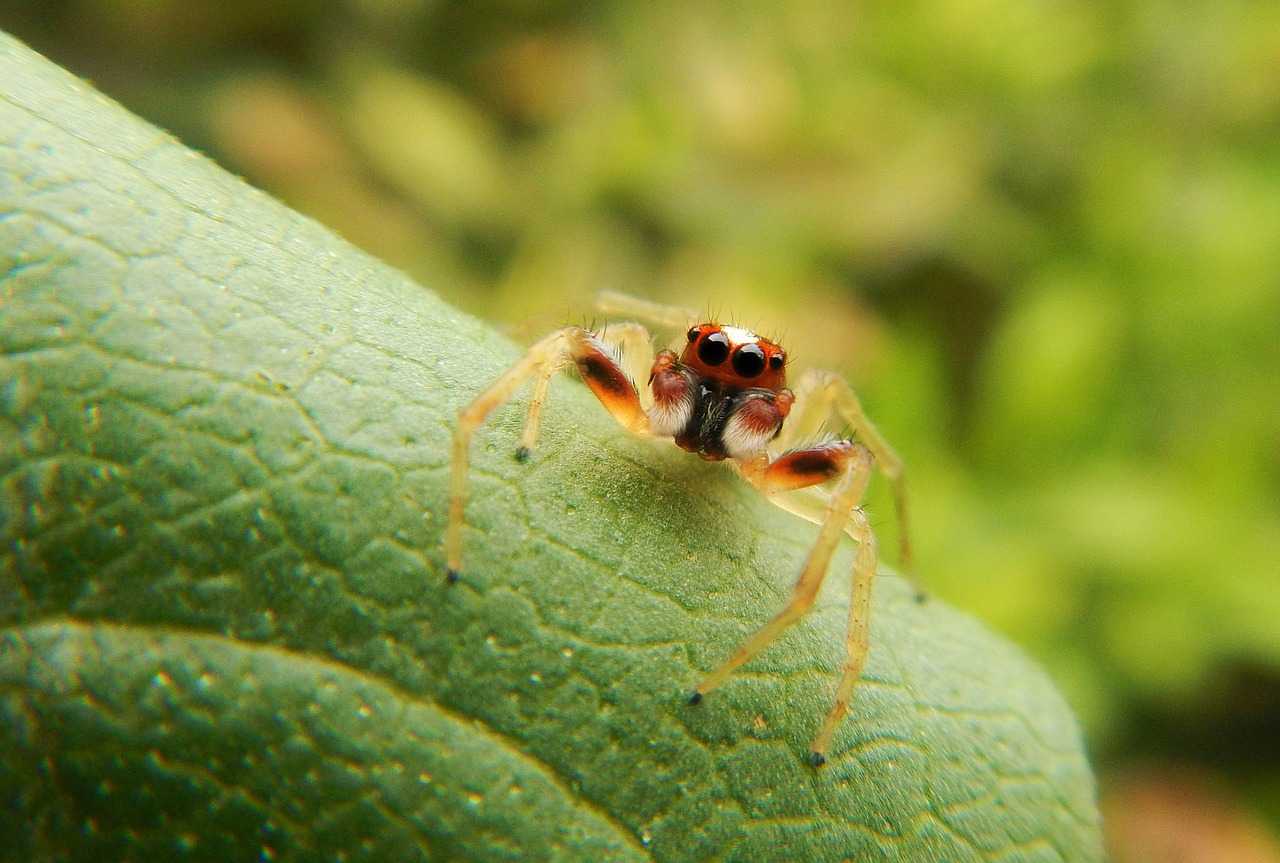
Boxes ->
[0,32,1103,863]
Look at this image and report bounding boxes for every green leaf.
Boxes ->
[0,31,1103,863]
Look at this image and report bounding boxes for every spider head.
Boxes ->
[682,323,787,391]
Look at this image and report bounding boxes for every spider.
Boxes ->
[445,295,915,767]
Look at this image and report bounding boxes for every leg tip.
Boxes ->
[514,446,531,463]
[688,691,703,706]
[808,751,827,768]
[445,568,460,585]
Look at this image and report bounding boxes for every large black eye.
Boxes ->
[732,343,767,377]
[697,331,731,365]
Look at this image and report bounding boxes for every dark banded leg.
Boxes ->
[596,322,657,412]
[746,441,865,494]
[696,442,876,765]
[517,322,653,458]
[446,326,649,582]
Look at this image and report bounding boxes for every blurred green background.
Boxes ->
[4,0,1279,857]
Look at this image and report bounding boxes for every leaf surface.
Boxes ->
[0,32,1102,863]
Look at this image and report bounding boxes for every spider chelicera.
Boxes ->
[445,296,915,766]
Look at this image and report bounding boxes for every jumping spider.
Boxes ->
[445,295,915,766]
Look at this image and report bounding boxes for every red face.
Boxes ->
[681,324,787,391]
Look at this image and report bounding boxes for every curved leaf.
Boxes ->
[0,32,1102,863]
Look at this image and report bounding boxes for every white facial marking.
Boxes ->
[720,326,761,348]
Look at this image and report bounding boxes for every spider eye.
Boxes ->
[732,343,767,377]
[686,326,701,343]
[697,331,731,365]
[769,351,785,371]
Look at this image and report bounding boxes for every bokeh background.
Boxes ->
[4,1,1279,858]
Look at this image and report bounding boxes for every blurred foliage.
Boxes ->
[4,0,1279,841]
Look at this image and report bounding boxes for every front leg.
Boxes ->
[446,326,649,582]
[697,442,876,765]
[777,368,915,584]
[518,322,656,457]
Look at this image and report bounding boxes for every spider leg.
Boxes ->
[777,368,917,593]
[813,504,875,765]
[446,326,650,581]
[515,363,555,462]
[593,290,701,334]
[695,443,875,765]
[517,322,654,455]
[595,322,657,411]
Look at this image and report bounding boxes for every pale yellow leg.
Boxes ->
[592,290,701,336]
[446,326,648,580]
[809,505,876,764]
[694,445,875,763]
[777,368,916,589]
[517,365,556,459]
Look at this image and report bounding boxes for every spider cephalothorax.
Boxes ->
[649,324,794,461]
[446,297,914,766]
